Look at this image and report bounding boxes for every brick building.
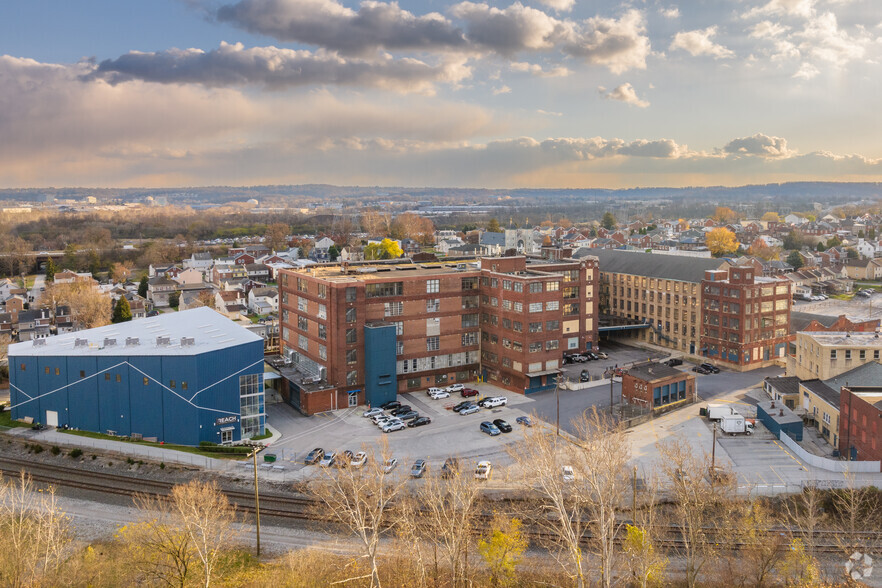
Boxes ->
[700,266,792,369]
[788,331,882,380]
[621,361,696,412]
[277,256,598,414]
[839,386,882,463]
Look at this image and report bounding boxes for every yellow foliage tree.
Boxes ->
[747,242,781,261]
[623,524,668,588]
[761,212,781,222]
[364,238,403,260]
[706,228,739,257]
[713,207,738,224]
[478,516,528,587]
[39,280,112,329]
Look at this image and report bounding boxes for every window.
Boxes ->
[845,350,852,360]
[462,277,478,290]
[529,342,542,353]
[427,336,440,351]
[347,370,358,385]
[859,350,866,360]
[346,307,357,322]
[563,303,579,316]
[546,340,559,350]
[546,320,559,331]
[318,324,327,340]
[529,302,542,313]
[502,317,511,329]
[427,279,440,293]
[513,282,524,293]
[529,322,542,333]
[514,302,523,312]
[546,281,559,292]
[169,380,176,389]
[143,377,149,386]
[462,314,479,328]
[346,287,357,302]
[346,328,357,344]
[462,332,478,346]
[503,300,512,310]
[491,278,498,288]
[298,334,308,350]
[346,349,358,364]
[546,301,559,311]
[297,296,307,312]
[298,316,308,330]
[365,282,403,298]
[80,370,85,378]
[316,284,327,299]
[318,304,327,319]
[180,380,186,389]
[319,345,327,360]
[529,283,543,293]
[391,321,404,335]
[503,280,512,290]
[513,321,523,332]
[384,301,404,317]
[103,371,108,379]
[55,367,60,375]
[425,298,441,313]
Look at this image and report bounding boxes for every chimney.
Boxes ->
[779,409,784,417]
[771,401,776,409]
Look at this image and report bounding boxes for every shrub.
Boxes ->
[69,448,83,458]
[160,462,166,469]
[126,457,135,465]
[50,445,61,456]
[199,441,218,447]
[31,443,44,453]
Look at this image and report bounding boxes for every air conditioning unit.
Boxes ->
[156,336,170,346]
[103,338,117,347]
[180,337,195,347]
[74,338,89,348]
[126,337,140,347]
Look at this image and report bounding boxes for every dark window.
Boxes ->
[104,372,110,380]
[346,328,357,344]
[346,349,358,364]
[20,363,25,371]
[45,366,51,374]
[345,307,357,322]
[55,367,60,376]
[169,380,176,389]
[116,374,121,383]
[143,377,149,386]
[181,381,187,390]
[80,370,85,378]
[345,287,357,302]
[364,282,403,298]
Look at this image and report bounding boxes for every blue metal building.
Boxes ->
[8,307,265,446]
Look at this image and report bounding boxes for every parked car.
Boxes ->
[382,458,398,474]
[480,421,501,436]
[363,407,384,418]
[319,452,337,467]
[429,389,450,399]
[596,351,608,359]
[493,418,512,433]
[445,383,465,393]
[478,396,507,408]
[692,366,710,374]
[391,405,413,416]
[408,416,432,427]
[340,450,354,465]
[572,354,588,363]
[411,459,428,478]
[381,400,402,411]
[382,420,406,433]
[562,465,575,482]
[474,461,492,480]
[427,387,444,396]
[459,404,481,415]
[396,410,419,421]
[562,354,576,364]
[516,416,533,427]
[374,414,395,425]
[700,363,720,374]
[579,370,590,382]
[452,401,475,412]
[350,451,368,468]
[460,388,479,397]
[664,358,683,367]
[441,457,460,478]
[582,351,598,360]
[146,310,160,317]
[304,448,325,465]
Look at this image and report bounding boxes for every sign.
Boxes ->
[215,415,238,426]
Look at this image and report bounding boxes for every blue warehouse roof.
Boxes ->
[9,307,262,357]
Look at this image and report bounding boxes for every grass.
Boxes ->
[58,429,252,460]
[250,430,272,441]
[830,294,853,300]
[0,409,34,429]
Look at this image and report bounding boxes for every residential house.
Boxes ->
[147,276,177,307]
[230,252,256,266]
[229,244,270,258]
[763,375,801,410]
[0,312,13,336]
[53,270,92,284]
[843,258,882,281]
[211,264,247,285]
[148,264,178,278]
[247,287,279,315]
[479,231,506,255]
[4,296,25,322]
[0,278,16,300]
[183,251,214,272]
[171,267,204,285]
[244,263,270,282]
[54,305,74,333]
[215,290,247,319]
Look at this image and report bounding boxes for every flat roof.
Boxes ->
[290,261,481,283]
[9,307,262,357]
[796,332,882,347]
[581,248,727,283]
[626,361,687,382]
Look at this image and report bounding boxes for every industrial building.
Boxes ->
[8,307,265,446]
[621,361,696,413]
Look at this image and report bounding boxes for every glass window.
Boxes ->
[546,282,560,291]
[347,370,358,385]
[529,302,542,313]
[427,336,440,351]
[427,279,440,293]
[546,301,559,311]
[365,282,403,298]
[346,328,357,344]
[346,349,358,364]
[346,307,357,322]
[345,287,357,302]
[529,283,543,293]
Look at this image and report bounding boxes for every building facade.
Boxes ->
[700,266,792,369]
[8,307,265,445]
[839,387,882,463]
[787,331,882,380]
[621,361,696,412]
[277,256,598,414]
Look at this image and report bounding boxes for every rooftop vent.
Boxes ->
[126,337,140,347]
[74,338,89,348]
[103,338,117,347]
[180,337,195,347]
[156,336,170,346]
[32,339,46,347]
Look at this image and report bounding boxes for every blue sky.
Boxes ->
[1,0,881,188]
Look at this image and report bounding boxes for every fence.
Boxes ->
[779,432,881,473]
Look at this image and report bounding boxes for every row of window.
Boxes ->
[830,349,880,360]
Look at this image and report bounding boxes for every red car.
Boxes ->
[461,388,479,397]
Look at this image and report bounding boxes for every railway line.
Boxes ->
[1,456,877,556]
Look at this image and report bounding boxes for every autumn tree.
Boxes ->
[478,515,528,587]
[195,290,216,309]
[109,262,132,283]
[558,217,573,229]
[729,499,786,587]
[361,210,392,238]
[391,213,435,245]
[782,229,805,251]
[171,481,238,588]
[486,218,502,233]
[706,227,739,257]
[761,211,781,222]
[747,241,780,261]
[364,238,403,260]
[264,222,290,252]
[39,281,112,329]
[601,212,617,230]
[112,296,133,323]
[713,206,738,223]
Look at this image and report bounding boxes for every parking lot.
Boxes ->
[558,340,667,384]
[793,290,882,321]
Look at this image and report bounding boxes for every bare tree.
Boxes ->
[393,492,432,588]
[622,470,668,588]
[311,439,407,588]
[264,223,290,253]
[0,472,72,588]
[830,474,881,560]
[361,210,392,239]
[39,281,112,329]
[782,483,826,560]
[731,499,786,587]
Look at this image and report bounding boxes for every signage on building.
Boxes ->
[215,415,238,426]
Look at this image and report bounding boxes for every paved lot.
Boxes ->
[793,293,882,321]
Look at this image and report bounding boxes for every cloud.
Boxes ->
[492,85,511,94]
[599,82,649,107]
[510,61,570,76]
[670,26,735,59]
[90,41,471,93]
[792,61,819,78]
[723,133,792,157]
[535,0,575,13]
[743,0,815,20]
[797,11,868,65]
[217,0,468,56]
[660,6,680,19]
[561,9,651,74]
[749,20,790,39]
[450,1,566,55]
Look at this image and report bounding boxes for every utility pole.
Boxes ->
[250,446,262,557]
[556,375,562,436]
[632,466,637,524]
[711,423,717,471]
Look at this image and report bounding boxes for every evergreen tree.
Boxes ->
[44,257,57,282]
[138,275,149,298]
[816,241,825,252]
[601,212,617,230]
[786,250,804,270]
[169,291,180,309]
[112,296,133,323]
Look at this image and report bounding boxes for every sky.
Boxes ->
[1,0,882,189]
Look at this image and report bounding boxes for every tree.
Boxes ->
[478,516,527,587]
[869,226,876,240]
[171,481,238,588]
[364,238,403,260]
[39,281,112,329]
[61,243,77,270]
[761,212,781,222]
[786,250,804,269]
[826,235,841,248]
[361,210,392,238]
[731,500,786,587]
[195,290,216,309]
[816,241,826,252]
[391,213,435,245]
[623,523,667,588]
[706,228,739,257]
[782,229,805,251]
[713,206,738,223]
[558,217,573,229]
[601,212,617,230]
[109,262,131,283]
[747,241,780,261]
[264,222,290,252]
[112,296,133,323]
[846,248,858,259]
[138,275,149,298]
[486,218,502,233]
[328,245,341,261]
[169,291,181,309]
[44,257,58,282]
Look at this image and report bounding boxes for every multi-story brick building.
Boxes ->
[839,385,882,463]
[277,256,598,414]
[700,266,792,369]
[788,331,882,380]
[584,249,729,356]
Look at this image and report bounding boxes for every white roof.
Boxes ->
[9,307,262,357]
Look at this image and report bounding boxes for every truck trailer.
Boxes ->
[720,414,754,435]
[707,403,737,421]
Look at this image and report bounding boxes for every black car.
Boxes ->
[580,370,590,382]
[452,401,475,413]
[700,362,720,374]
[381,400,401,411]
[391,405,412,416]
[396,410,419,421]
[493,419,512,433]
[304,448,325,465]
[692,366,710,374]
[408,416,432,427]
[441,457,460,478]
[562,354,576,364]
[664,358,683,367]
[146,309,160,317]
[339,449,354,466]
[583,351,598,360]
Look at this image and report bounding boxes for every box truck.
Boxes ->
[707,403,737,421]
[720,414,754,435]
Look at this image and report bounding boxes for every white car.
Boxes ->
[376,416,399,428]
[445,383,465,393]
[427,387,444,396]
[562,465,575,482]
[475,461,492,480]
[363,407,383,418]
[478,396,508,408]
[429,390,450,399]
[459,405,480,415]
[382,421,406,433]
[382,458,398,474]
[373,413,393,424]
[350,451,367,468]
[319,452,337,468]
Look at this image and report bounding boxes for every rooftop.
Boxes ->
[625,361,687,381]
[764,375,801,397]
[824,362,882,390]
[287,260,482,282]
[796,331,882,347]
[581,248,727,283]
[799,379,840,409]
[8,307,261,357]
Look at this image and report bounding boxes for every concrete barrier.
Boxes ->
[779,432,881,473]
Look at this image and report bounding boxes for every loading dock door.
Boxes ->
[45,410,58,428]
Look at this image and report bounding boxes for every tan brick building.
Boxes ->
[788,331,882,380]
